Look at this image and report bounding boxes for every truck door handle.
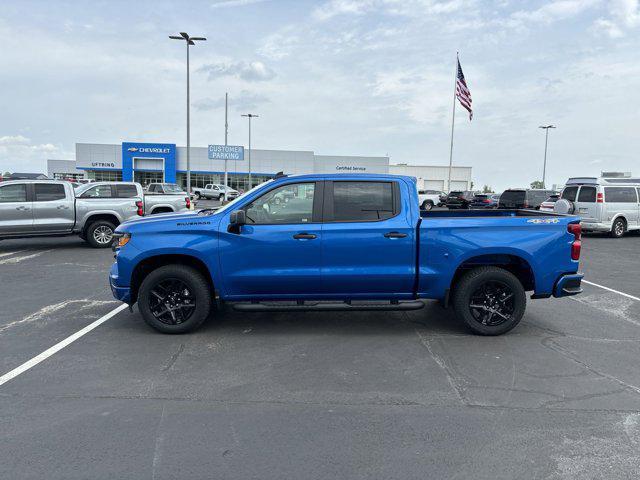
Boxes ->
[384,231,407,239]
[56,205,69,209]
[15,206,29,211]
[293,233,317,240]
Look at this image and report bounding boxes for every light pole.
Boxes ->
[539,125,556,189]
[241,113,258,189]
[169,32,206,195]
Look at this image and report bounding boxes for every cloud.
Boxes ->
[594,0,640,37]
[0,135,66,173]
[194,91,270,112]
[198,61,276,82]
[510,0,601,25]
[211,0,268,8]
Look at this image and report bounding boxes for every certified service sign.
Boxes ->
[208,145,244,160]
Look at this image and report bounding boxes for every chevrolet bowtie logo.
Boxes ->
[127,147,139,152]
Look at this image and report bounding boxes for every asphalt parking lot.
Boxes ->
[1,230,640,479]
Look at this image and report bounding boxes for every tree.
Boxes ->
[3,171,10,177]
[470,181,474,190]
[482,185,492,193]
[530,180,544,189]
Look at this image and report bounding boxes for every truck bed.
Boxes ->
[420,209,560,219]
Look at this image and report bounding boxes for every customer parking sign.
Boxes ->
[208,145,244,160]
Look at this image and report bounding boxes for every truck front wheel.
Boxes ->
[138,265,212,334]
[452,266,526,336]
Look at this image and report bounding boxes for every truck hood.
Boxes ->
[116,211,205,233]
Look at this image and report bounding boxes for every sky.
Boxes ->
[1,0,639,191]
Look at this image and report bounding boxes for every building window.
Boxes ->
[176,172,274,193]
[87,170,122,182]
[53,172,85,181]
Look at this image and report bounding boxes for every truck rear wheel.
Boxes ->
[138,265,211,334]
[85,220,116,248]
[452,266,526,336]
[421,200,433,211]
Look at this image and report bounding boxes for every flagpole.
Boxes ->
[447,52,458,193]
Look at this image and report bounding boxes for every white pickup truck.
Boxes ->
[192,184,240,201]
[0,180,190,248]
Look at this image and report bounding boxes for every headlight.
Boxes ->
[113,233,131,250]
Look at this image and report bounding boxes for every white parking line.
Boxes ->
[0,303,128,387]
[583,280,640,302]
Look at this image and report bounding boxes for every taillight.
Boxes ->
[185,196,191,209]
[568,223,581,260]
[596,192,603,203]
[136,200,144,216]
[523,202,530,208]
[483,199,491,203]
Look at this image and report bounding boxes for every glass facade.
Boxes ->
[87,170,123,182]
[134,171,163,187]
[53,172,85,181]
[176,173,274,192]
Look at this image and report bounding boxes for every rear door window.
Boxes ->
[331,182,395,221]
[0,184,27,202]
[577,186,596,202]
[81,185,112,198]
[561,186,578,201]
[604,187,638,203]
[34,183,66,201]
[499,190,525,205]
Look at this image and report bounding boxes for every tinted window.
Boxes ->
[332,182,394,221]
[577,186,596,202]
[561,186,578,202]
[245,183,315,224]
[81,185,112,198]
[604,187,638,203]
[115,184,139,198]
[0,184,27,203]
[34,183,66,201]
[499,190,526,205]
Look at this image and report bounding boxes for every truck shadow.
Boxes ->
[198,301,469,336]
[0,237,93,252]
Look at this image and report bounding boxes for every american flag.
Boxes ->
[456,58,473,120]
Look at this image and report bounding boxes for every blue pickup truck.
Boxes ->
[109,174,583,336]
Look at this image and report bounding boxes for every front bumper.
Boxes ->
[553,273,584,298]
[109,262,132,303]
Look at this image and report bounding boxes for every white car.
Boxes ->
[539,194,559,212]
[417,189,441,210]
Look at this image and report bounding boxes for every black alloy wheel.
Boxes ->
[452,266,526,336]
[468,280,515,327]
[138,265,212,333]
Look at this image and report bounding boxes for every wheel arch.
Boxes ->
[130,254,215,304]
[82,213,121,235]
[450,253,535,295]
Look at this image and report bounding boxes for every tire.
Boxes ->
[452,266,526,336]
[85,220,116,248]
[421,200,433,211]
[138,265,212,334]
[195,192,202,200]
[611,218,626,238]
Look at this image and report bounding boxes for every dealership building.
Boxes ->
[47,142,472,192]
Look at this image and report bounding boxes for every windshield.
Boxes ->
[214,180,273,215]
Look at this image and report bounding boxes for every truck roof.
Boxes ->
[273,173,416,182]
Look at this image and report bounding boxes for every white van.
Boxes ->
[559,177,640,237]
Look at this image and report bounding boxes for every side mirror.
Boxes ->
[228,210,246,233]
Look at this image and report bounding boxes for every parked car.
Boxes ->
[110,173,583,336]
[0,180,190,248]
[539,194,560,212]
[555,176,640,238]
[445,191,475,209]
[192,184,240,200]
[498,189,556,210]
[470,193,500,209]
[146,183,187,195]
[417,189,441,210]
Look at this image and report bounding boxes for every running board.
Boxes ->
[232,300,425,312]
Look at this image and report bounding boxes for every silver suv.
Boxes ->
[558,177,640,238]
